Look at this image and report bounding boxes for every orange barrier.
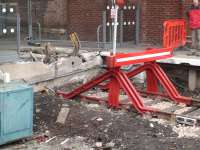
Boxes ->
[163,19,186,48]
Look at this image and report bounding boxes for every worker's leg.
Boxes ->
[188,30,198,55]
[191,29,198,49]
[197,29,200,50]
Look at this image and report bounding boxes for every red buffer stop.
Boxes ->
[57,19,191,114]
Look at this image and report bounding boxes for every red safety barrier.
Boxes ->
[163,19,186,48]
[57,19,191,115]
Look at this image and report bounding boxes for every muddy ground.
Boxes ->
[1,87,200,150]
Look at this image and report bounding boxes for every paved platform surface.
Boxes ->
[159,51,200,67]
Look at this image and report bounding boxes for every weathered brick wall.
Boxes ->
[15,0,108,40]
[184,0,193,11]
[68,0,108,41]
[43,0,68,28]
[14,0,194,43]
[122,0,137,41]
[17,0,68,28]
[67,0,137,41]
[141,0,183,44]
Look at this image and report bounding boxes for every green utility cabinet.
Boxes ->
[0,82,33,145]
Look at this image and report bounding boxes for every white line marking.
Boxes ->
[116,52,171,63]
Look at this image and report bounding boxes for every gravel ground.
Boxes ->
[1,90,200,150]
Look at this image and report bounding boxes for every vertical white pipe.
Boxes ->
[28,0,33,40]
[112,5,119,55]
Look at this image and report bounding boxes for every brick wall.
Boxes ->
[17,0,68,28]
[43,0,68,28]
[68,0,138,41]
[184,0,193,12]
[57,0,194,43]
[68,0,108,41]
[122,0,137,41]
[141,0,183,44]
[14,0,194,43]
[14,0,107,40]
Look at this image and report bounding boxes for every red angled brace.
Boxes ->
[57,19,192,114]
[126,62,191,105]
[57,68,155,114]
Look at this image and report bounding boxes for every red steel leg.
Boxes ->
[57,61,191,115]
[57,71,111,99]
[114,69,155,113]
[150,62,191,104]
[108,77,120,108]
[126,62,192,105]
[146,69,158,93]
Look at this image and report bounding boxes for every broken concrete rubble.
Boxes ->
[95,142,103,148]
[80,52,100,62]
[61,136,92,150]
[56,104,70,125]
[55,56,82,76]
[0,48,103,92]
[20,45,73,56]
[149,117,200,139]
[0,62,54,82]
[33,68,101,92]
[173,125,200,138]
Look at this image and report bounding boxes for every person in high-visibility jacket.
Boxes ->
[188,0,200,50]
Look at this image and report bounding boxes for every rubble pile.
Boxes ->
[0,43,103,92]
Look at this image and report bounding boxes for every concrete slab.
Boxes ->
[158,51,200,67]
[33,68,101,92]
[0,62,54,82]
[56,57,82,76]
[158,51,200,90]
[189,70,197,91]
[0,52,103,92]
[0,50,19,63]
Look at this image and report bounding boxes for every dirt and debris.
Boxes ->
[149,117,200,139]
[1,88,200,150]
[173,125,200,138]
[0,43,103,93]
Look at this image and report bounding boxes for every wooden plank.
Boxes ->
[119,97,158,105]
[174,107,197,115]
[185,108,200,119]
[149,101,174,110]
[162,105,183,113]
[143,99,160,106]
[120,99,131,105]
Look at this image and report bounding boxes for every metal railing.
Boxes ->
[0,14,21,51]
